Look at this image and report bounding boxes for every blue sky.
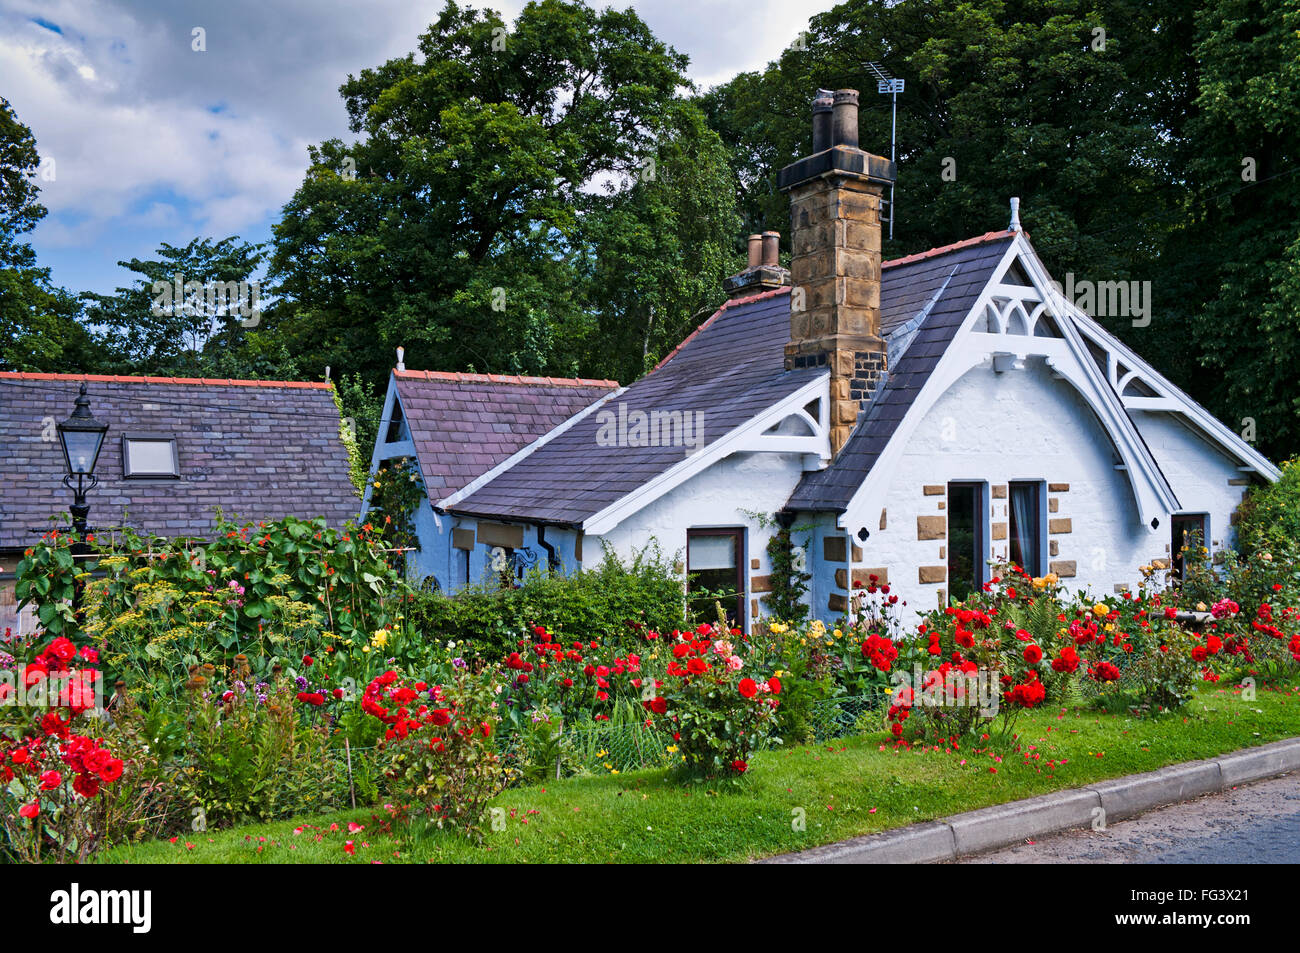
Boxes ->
[1,0,839,296]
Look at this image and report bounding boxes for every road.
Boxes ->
[960,771,1300,863]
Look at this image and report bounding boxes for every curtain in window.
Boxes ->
[1009,483,1038,573]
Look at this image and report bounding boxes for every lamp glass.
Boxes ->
[61,428,105,475]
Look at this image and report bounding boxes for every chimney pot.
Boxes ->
[831,89,860,149]
[812,88,834,153]
[746,234,763,269]
[761,231,780,267]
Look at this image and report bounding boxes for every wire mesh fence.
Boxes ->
[805,691,888,742]
[545,692,890,776]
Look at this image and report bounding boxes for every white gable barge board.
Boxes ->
[1061,302,1279,481]
[838,235,1179,535]
[583,373,831,536]
[360,373,414,517]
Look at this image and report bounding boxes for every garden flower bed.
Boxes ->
[97,682,1300,864]
[6,510,1300,863]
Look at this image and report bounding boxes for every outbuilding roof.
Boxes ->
[391,369,619,504]
[448,288,823,525]
[0,372,359,549]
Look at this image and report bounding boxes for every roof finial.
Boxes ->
[396,346,406,372]
[1009,196,1022,232]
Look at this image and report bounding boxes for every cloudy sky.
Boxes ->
[1,0,839,296]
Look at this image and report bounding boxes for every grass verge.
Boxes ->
[100,682,1299,864]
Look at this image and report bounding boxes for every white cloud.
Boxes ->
[0,0,836,291]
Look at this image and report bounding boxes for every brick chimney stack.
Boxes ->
[779,87,896,455]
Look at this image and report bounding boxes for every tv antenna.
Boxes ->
[865,61,903,240]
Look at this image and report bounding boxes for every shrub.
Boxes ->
[0,635,124,863]
[1235,458,1300,557]
[407,545,688,660]
[640,621,782,780]
[18,516,413,702]
[363,667,513,837]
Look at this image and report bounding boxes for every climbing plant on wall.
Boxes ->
[367,457,426,564]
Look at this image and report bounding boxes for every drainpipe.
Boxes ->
[537,525,559,572]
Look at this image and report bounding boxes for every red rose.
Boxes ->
[83,748,111,775]
[768,677,782,695]
[46,637,77,662]
[429,708,452,727]
[650,696,668,715]
[1023,644,1043,665]
[73,773,100,798]
[18,803,39,819]
[98,759,123,783]
[39,770,62,790]
[738,678,758,699]
[731,760,747,773]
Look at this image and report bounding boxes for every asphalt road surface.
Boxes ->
[960,771,1300,863]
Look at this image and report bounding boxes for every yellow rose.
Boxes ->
[1092,603,1110,617]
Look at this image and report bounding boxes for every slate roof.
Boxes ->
[0,373,359,550]
[446,231,1015,528]
[449,287,824,525]
[392,370,619,503]
[787,232,1016,511]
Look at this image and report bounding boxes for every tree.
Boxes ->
[266,0,695,386]
[579,101,743,383]
[82,237,272,377]
[1151,0,1300,460]
[0,97,99,371]
[700,0,1190,278]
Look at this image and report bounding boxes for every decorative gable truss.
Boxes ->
[840,233,1186,536]
[582,374,831,535]
[1062,304,1279,481]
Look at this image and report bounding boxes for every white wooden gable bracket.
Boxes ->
[1064,304,1279,480]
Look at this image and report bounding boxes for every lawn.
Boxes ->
[100,682,1300,864]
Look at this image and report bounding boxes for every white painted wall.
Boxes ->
[1129,410,1250,551]
[588,449,810,626]
[847,356,1245,623]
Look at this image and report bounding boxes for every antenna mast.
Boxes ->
[865,61,903,241]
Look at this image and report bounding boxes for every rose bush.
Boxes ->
[640,622,782,780]
[363,667,513,837]
[0,635,123,862]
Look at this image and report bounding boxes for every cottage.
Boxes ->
[368,88,1278,626]
[0,372,360,635]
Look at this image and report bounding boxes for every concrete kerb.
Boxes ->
[760,736,1300,864]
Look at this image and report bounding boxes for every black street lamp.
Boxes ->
[56,383,109,538]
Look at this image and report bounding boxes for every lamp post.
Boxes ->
[56,383,109,538]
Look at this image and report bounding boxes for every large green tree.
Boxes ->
[700,0,1191,277]
[267,0,739,387]
[1151,0,1300,460]
[0,97,98,371]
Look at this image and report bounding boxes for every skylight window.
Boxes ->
[122,434,179,478]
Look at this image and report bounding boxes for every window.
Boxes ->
[947,482,986,602]
[686,528,745,628]
[1171,514,1208,579]
[122,434,179,478]
[385,399,409,443]
[1008,481,1045,575]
